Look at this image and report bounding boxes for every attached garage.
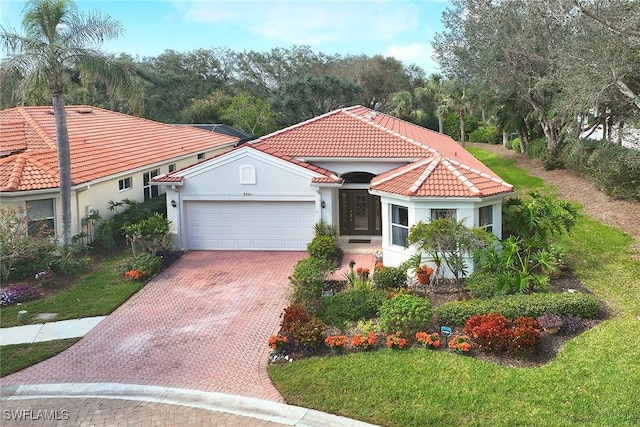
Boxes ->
[184,200,316,250]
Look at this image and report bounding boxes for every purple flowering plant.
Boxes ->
[0,284,42,306]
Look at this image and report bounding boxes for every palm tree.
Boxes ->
[443,80,470,147]
[426,74,447,134]
[1,0,136,245]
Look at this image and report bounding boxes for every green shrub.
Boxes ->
[510,137,521,152]
[290,257,333,310]
[561,138,640,201]
[436,292,599,325]
[469,125,500,144]
[525,138,546,159]
[118,253,162,280]
[378,293,432,337]
[94,196,167,249]
[317,289,387,329]
[466,271,503,299]
[372,266,407,289]
[307,235,340,260]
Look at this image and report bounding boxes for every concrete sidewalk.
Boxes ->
[0,316,106,346]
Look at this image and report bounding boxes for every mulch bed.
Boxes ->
[281,269,610,368]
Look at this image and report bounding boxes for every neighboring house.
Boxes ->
[154,105,514,268]
[0,105,241,240]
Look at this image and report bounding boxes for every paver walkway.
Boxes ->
[1,251,305,403]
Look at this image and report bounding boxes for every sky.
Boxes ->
[0,0,451,74]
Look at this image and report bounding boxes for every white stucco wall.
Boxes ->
[378,194,508,278]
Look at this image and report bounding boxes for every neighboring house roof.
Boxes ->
[173,124,254,143]
[0,105,240,192]
[154,105,512,198]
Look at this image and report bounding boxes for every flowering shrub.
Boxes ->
[124,269,146,281]
[351,331,377,351]
[0,284,42,306]
[465,313,542,353]
[325,335,348,348]
[35,270,54,281]
[449,334,471,353]
[416,331,441,348]
[386,332,407,349]
[268,334,288,350]
[510,317,542,352]
[465,313,512,352]
[378,293,432,338]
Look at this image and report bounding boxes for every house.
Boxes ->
[0,105,241,239]
[154,105,514,268]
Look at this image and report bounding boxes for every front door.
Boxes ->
[339,190,381,235]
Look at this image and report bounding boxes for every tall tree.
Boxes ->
[433,0,574,162]
[1,0,133,245]
[427,74,448,134]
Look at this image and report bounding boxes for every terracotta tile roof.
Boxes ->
[155,105,511,199]
[153,144,343,185]
[0,105,240,192]
[371,156,513,197]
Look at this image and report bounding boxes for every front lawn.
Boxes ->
[268,148,640,426]
[1,251,140,328]
[1,338,81,377]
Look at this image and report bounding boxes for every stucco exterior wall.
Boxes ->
[0,146,233,240]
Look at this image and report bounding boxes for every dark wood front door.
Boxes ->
[339,190,381,235]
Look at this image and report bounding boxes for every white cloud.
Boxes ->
[385,43,439,74]
[172,1,420,45]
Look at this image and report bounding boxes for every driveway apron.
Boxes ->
[2,251,305,403]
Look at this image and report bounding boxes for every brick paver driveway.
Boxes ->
[2,251,305,403]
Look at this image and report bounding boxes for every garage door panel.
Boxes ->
[185,201,315,250]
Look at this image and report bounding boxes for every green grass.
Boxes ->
[1,338,80,377]
[467,145,547,195]
[269,146,640,427]
[1,252,141,328]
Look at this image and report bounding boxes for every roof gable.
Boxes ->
[153,144,342,185]
[0,105,241,192]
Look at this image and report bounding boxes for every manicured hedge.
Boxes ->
[435,292,599,325]
[317,289,387,329]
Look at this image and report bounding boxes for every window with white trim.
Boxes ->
[26,199,55,236]
[168,163,176,173]
[391,205,409,246]
[143,169,160,200]
[119,177,132,191]
[430,208,457,221]
[479,205,493,232]
[197,153,205,160]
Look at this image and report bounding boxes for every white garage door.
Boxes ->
[184,201,316,250]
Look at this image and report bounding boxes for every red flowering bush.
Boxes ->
[351,331,377,351]
[449,334,471,353]
[510,317,542,352]
[465,313,512,352]
[416,331,441,348]
[268,334,288,350]
[465,313,542,353]
[124,269,146,281]
[325,335,348,348]
[386,332,407,349]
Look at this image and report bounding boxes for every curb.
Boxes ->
[0,383,379,427]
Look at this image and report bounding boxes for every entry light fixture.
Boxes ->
[321,201,326,209]
[171,200,177,208]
